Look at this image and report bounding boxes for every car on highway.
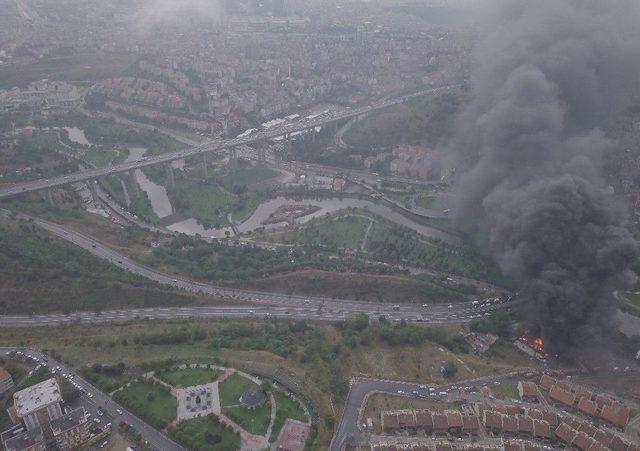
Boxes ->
[116,409,123,415]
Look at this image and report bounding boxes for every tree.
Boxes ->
[441,361,457,378]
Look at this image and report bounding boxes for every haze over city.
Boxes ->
[0,1,639,450]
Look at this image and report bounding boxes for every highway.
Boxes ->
[2,213,513,328]
[1,347,186,451]
[0,86,453,200]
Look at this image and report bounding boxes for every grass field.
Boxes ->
[84,148,120,167]
[80,366,133,393]
[238,269,470,304]
[219,373,258,407]
[259,214,371,250]
[0,53,135,89]
[491,381,520,401]
[171,180,236,227]
[113,379,177,429]
[156,367,224,388]
[169,414,240,451]
[270,390,308,442]
[221,165,280,189]
[219,373,271,436]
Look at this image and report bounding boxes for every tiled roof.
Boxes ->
[517,415,534,434]
[445,410,463,428]
[549,385,576,408]
[539,374,557,390]
[578,397,598,416]
[600,403,630,428]
[414,410,433,428]
[555,422,578,444]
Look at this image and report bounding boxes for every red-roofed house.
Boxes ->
[433,414,449,435]
[609,435,631,451]
[502,415,518,435]
[397,410,416,429]
[518,381,539,403]
[414,410,433,431]
[573,431,597,451]
[595,394,614,408]
[517,415,534,437]
[575,386,593,400]
[483,411,503,433]
[539,374,557,390]
[600,403,630,429]
[532,420,551,441]
[445,410,463,434]
[549,385,576,409]
[592,428,613,448]
[381,412,399,431]
[462,415,480,435]
[578,397,598,418]
[555,422,578,446]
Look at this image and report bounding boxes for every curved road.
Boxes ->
[1,212,513,327]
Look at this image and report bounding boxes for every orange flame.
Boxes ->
[519,335,548,357]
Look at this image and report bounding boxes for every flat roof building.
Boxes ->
[12,378,63,441]
[14,378,62,420]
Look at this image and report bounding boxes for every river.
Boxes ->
[63,127,90,146]
[167,195,455,243]
[125,148,174,218]
[58,125,453,243]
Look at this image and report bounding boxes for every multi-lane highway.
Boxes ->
[0,86,453,200]
[1,347,185,451]
[1,212,512,327]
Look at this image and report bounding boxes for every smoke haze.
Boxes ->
[133,0,221,30]
[451,0,640,354]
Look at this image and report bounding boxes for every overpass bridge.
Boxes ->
[0,86,453,200]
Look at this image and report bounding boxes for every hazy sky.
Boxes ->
[133,0,222,30]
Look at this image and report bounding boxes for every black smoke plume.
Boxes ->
[451,0,640,354]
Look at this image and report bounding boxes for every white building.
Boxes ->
[13,378,63,433]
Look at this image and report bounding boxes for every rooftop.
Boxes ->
[50,407,87,434]
[13,378,62,418]
[240,387,267,409]
[2,426,43,451]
